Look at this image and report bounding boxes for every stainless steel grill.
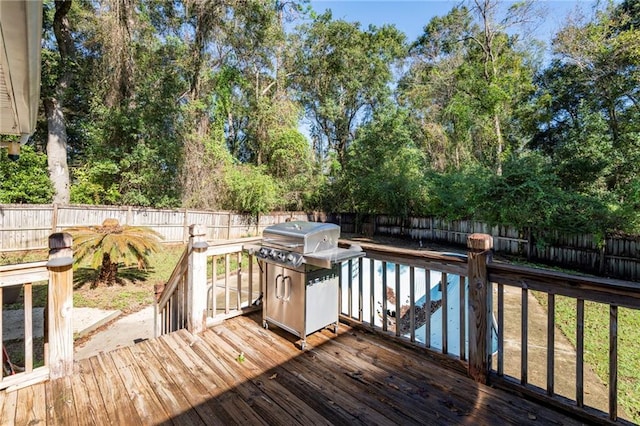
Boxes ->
[245,221,364,349]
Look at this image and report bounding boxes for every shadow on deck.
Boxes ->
[1,313,585,425]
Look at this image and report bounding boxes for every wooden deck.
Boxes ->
[1,314,585,425]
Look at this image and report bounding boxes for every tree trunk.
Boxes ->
[45,0,74,205]
[98,252,118,286]
[494,112,503,176]
[44,98,70,204]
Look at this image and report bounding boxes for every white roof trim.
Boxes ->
[0,1,43,136]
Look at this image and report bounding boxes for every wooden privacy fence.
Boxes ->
[331,213,640,282]
[2,205,637,282]
[0,204,320,251]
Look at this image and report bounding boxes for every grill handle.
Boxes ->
[275,274,284,300]
[283,276,292,301]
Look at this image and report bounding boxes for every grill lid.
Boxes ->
[244,221,364,269]
[262,221,339,254]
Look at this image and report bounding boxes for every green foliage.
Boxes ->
[482,154,561,228]
[292,11,406,166]
[224,165,280,215]
[337,107,427,216]
[423,165,492,221]
[70,162,121,205]
[0,145,54,204]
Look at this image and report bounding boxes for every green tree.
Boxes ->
[74,0,183,207]
[529,0,640,229]
[41,0,76,204]
[337,107,427,216]
[67,219,162,287]
[291,11,406,168]
[401,1,539,173]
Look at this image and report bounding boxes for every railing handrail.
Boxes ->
[1,233,74,389]
[155,233,263,336]
[488,262,640,309]
[337,235,638,424]
[0,261,49,287]
[157,237,263,312]
[339,240,468,276]
[205,237,261,257]
[156,246,189,309]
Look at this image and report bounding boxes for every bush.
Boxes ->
[0,145,54,203]
[223,165,280,215]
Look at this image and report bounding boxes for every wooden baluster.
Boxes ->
[23,283,33,373]
[236,252,242,310]
[382,261,388,332]
[348,259,353,319]
[441,271,448,354]
[225,254,230,314]
[425,269,431,348]
[395,264,401,337]
[521,286,528,385]
[609,305,618,421]
[358,257,364,322]
[459,275,466,361]
[547,293,555,396]
[369,259,375,327]
[576,298,584,407]
[497,283,504,376]
[409,266,415,343]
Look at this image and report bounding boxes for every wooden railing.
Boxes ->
[337,239,473,377]
[487,262,639,423]
[338,234,638,424]
[155,225,262,336]
[0,233,74,391]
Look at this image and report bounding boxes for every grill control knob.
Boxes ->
[270,249,278,259]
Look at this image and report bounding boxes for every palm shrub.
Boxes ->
[67,219,162,286]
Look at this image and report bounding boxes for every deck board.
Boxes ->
[3,313,588,425]
[142,337,232,425]
[70,358,110,426]
[216,325,372,425]
[219,319,401,425]
[45,375,75,425]
[88,352,143,425]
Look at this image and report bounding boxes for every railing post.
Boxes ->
[47,232,74,379]
[187,224,208,334]
[467,233,493,384]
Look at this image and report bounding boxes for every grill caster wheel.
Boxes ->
[263,321,269,329]
[332,324,339,334]
[300,341,307,350]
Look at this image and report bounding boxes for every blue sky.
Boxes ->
[308,1,602,46]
